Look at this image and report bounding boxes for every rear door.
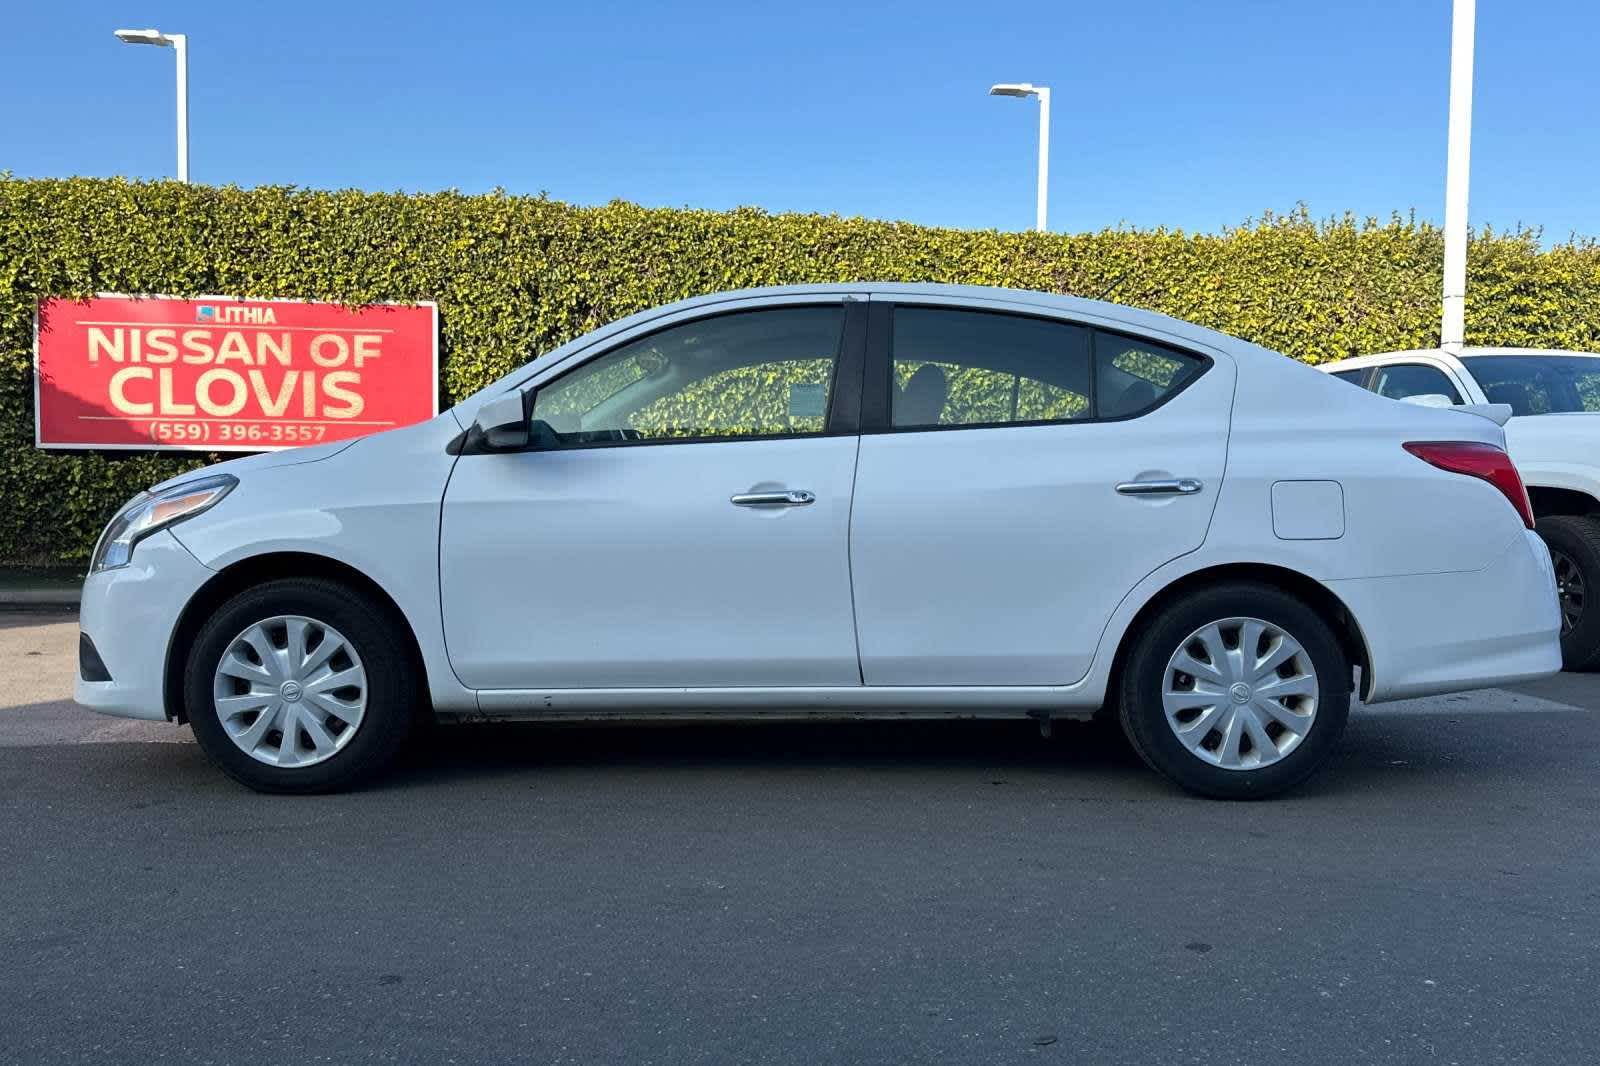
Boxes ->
[847,298,1235,686]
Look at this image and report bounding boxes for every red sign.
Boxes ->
[34,294,438,451]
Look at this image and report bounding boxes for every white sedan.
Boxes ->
[1323,347,1600,669]
[76,285,1561,798]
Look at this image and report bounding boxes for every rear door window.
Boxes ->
[886,307,1205,429]
[1370,363,1463,404]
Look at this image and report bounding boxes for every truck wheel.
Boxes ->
[1535,515,1600,671]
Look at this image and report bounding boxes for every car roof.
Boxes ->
[1453,347,1600,357]
[642,282,1251,354]
[1324,346,1600,371]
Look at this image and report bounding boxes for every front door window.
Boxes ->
[530,307,845,445]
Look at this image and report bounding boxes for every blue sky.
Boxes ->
[5,1,1598,238]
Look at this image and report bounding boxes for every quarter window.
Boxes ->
[888,307,1203,429]
[530,307,844,445]
[1096,334,1205,418]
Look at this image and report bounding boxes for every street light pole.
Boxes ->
[113,28,189,183]
[989,83,1052,232]
[1441,0,1474,353]
[173,34,189,183]
[1034,86,1050,234]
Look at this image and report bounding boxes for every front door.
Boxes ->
[441,301,866,690]
[848,300,1234,686]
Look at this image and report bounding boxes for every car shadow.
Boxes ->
[14,702,1593,805]
[382,716,1148,787]
[369,706,1600,803]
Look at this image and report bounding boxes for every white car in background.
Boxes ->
[75,286,1561,799]
[1323,348,1600,669]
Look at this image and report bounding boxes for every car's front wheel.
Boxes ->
[185,578,420,793]
[1118,582,1351,799]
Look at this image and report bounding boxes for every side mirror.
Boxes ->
[1398,393,1457,409]
[472,391,530,451]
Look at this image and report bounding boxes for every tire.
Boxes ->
[1534,514,1600,671]
[1117,582,1351,800]
[184,578,420,793]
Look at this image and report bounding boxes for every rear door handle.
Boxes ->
[731,490,815,507]
[1115,478,1203,496]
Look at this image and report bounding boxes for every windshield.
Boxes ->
[1460,354,1600,415]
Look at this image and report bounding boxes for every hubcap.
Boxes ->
[1161,616,1319,771]
[1552,549,1585,635]
[211,615,367,768]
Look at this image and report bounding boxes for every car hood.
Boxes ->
[146,410,464,494]
[147,439,360,494]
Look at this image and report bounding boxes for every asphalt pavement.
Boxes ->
[3,611,1598,1065]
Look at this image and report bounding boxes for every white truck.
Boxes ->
[1322,348,1600,670]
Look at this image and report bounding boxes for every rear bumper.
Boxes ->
[74,530,213,721]
[1333,529,1562,702]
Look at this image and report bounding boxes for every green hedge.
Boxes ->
[5,176,1600,566]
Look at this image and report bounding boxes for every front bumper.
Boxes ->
[74,529,214,721]
[1333,529,1563,703]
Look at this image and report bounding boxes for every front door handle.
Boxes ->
[1115,478,1203,496]
[731,489,815,507]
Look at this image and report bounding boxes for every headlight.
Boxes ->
[89,474,237,573]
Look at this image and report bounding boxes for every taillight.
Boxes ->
[1403,441,1535,529]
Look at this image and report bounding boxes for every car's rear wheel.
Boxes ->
[185,578,419,793]
[1118,582,1351,799]
[1534,514,1600,671]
